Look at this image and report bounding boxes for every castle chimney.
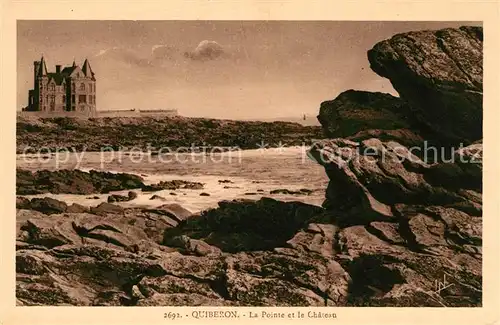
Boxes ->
[56,65,61,73]
[33,61,40,86]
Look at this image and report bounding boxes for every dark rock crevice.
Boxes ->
[345,254,406,304]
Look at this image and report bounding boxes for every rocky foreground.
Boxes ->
[16,25,483,306]
[16,139,482,306]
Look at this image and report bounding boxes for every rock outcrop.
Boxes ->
[368,26,483,146]
[16,198,352,306]
[108,191,138,203]
[305,139,482,306]
[317,90,425,148]
[318,26,482,149]
[16,116,325,154]
[141,180,204,192]
[17,169,145,195]
[308,138,482,225]
[306,25,483,306]
[163,198,325,253]
[17,169,207,196]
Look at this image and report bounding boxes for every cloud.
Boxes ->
[184,40,225,61]
[151,44,179,60]
[95,47,118,57]
[92,47,153,67]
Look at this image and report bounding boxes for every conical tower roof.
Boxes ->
[81,58,95,78]
[38,56,48,76]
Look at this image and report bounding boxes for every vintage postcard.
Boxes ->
[1,1,499,325]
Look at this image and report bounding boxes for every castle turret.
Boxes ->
[82,58,95,80]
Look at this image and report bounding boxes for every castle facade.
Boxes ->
[25,56,96,114]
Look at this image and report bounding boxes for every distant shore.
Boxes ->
[16,115,325,154]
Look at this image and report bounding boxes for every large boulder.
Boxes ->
[28,197,68,215]
[90,202,125,216]
[16,202,191,253]
[306,138,482,306]
[317,90,425,148]
[163,198,324,252]
[16,169,145,195]
[308,138,482,225]
[337,213,481,307]
[16,196,31,209]
[368,26,483,146]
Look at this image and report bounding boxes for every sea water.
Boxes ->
[16,147,328,213]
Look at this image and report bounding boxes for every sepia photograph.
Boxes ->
[13,19,486,310]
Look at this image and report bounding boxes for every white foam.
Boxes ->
[17,148,328,213]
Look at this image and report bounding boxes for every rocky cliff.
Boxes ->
[368,26,483,146]
[309,25,483,306]
[319,26,482,148]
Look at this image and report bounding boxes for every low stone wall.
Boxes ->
[96,109,178,118]
[17,110,97,118]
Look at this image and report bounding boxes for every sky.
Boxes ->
[17,20,480,120]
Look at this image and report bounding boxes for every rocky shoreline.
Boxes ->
[16,116,325,154]
[16,25,483,306]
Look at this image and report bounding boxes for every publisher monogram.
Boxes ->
[434,274,454,295]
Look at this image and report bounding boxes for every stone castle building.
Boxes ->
[25,56,96,114]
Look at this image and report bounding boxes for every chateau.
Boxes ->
[20,56,178,118]
[25,56,96,114]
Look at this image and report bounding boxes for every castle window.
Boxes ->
[78,95,87,103]
[62,95,66,103]
[80,83,85,91]
[72,83,75,92]
[49,84,55,91]
[71,95,75,103]
[89,84,92,92]
[46,95,48,102]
